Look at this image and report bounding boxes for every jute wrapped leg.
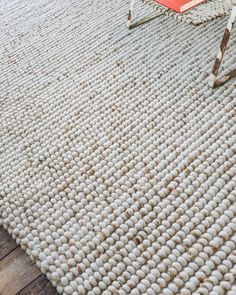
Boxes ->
[127,0,162,29]
[209,5,236,88]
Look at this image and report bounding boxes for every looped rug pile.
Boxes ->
[0,0,236,294]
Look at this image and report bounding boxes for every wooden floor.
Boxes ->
[0,227,58,295]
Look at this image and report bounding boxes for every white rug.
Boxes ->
[0,0,236,294]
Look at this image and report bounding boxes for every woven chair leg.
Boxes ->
[127,0,162,29]
[209,6,236,88]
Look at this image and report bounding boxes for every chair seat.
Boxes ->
[141,0,231,25]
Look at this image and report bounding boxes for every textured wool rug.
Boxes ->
[0,0,236,294]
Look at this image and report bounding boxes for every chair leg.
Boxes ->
[209,6,236,88]
[127,0,135,29]
[127,0,162,30]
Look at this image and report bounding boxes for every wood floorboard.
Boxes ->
[0,247,41,295]
[0,227,19,260]
[0,227,58,295]
[17,274,58,295]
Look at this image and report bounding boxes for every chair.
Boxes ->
[127,0,236,88]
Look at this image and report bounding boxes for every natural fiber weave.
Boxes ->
[0,0,236,294]
[141,0,231,25]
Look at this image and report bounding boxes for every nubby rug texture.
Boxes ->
[0,0,236,294]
